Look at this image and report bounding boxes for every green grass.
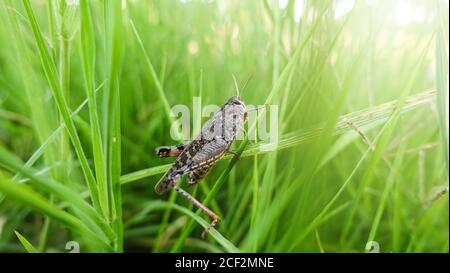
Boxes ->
[0,0,448,253]
[14,230,37,253]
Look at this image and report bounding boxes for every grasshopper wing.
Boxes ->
[187,138,229,185]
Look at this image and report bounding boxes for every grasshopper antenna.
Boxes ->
[232,74,240,97]
[240,70,254,96]
[232,70,254,98]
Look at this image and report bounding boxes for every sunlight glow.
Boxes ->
[413,7,426,22]
[395,0,413,25]
[366,0,380,6]
[67,0,79,5]
[334,0,354,19]
[279,0,289,10]
[294,0,305,23]
[187,40,199,55]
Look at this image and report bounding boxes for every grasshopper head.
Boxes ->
[226,96,246,108]
[224,96,247,123]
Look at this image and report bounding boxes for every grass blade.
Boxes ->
[365,133,407,252]
[0,146,115,242]
[0,173,110,250]
[435,11,449,173]
[104,0,123,250]
[80,0,109,220]
[22,0,101,214]
[14,230,37,253]
[129,18,182,140]
[11,82,105,183]
[133,201,240,253]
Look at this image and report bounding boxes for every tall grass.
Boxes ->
[0,0,448,253]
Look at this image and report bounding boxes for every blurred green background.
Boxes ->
[0,0,448,253]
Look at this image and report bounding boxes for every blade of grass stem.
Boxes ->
[22,0,101,214]
[80,0,109,221]
[14,230,37,253]
[0,174,111,250]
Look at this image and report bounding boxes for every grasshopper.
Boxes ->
[155,75,254,237]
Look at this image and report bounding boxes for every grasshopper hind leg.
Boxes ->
[155,171,181,195]
[171,183,220,238]
[187,166,210,187]
[156,142,190,158]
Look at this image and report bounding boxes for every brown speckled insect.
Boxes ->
[155,75,252,237]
